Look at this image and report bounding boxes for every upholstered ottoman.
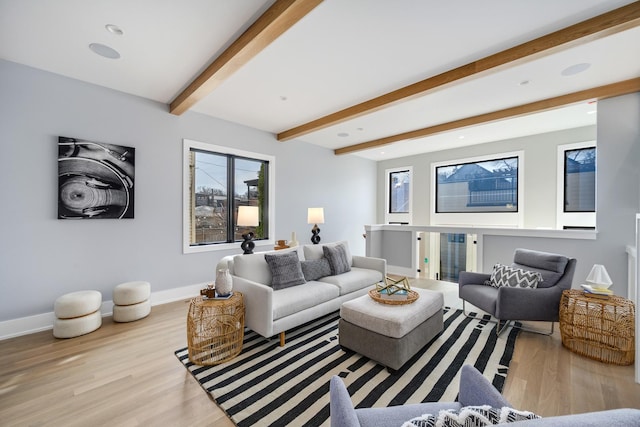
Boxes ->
[53,290,103,338]
[113,281,151,322]
[339,288,444,371]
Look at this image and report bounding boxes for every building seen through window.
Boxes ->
[189,149,268,247]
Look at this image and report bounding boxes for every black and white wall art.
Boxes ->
[58,136,135,219]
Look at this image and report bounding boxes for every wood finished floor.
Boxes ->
[1,281,638,426]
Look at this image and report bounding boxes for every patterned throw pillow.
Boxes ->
[488,263,543,289]
[402,406,541,427]
[322,243,351,275]
[300,258,331,281]
[264,251,306,290]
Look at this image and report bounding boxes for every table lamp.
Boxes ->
[237,206,259,254]
[307,207,324,244]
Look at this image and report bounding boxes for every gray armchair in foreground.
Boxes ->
[330,365,509,427]
[459,248,577,335]
[329,365,640,427]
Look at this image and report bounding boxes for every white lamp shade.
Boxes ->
[237,206,259,227]
[586,264,613,289]
[307,207,324,224]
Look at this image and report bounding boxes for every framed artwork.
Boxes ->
[58,136,135,219]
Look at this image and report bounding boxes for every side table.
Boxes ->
[187,292,245,365]
[559,289,635,365]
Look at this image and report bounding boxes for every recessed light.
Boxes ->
[458,135,465,139]
[105,24,124,36]
[357,127,364,131]
[89,43,120,59]
[561,63,591,76]
[587,110,597,115]
[337,132,349,137]
[519,80,530,86]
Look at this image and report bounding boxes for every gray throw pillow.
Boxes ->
[300,258,331,281]
[322,243,351,275]
[264,252,306,290]
[489,263,542,289]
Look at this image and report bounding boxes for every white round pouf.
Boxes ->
[113,300,151,323]
[53,310,102,339]
[113,281,151,306]
[54,290,102,319]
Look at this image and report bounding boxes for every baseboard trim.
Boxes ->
[0,283,205,341]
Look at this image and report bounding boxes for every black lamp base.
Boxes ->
[241,232,255,254]
[311,225,321,244]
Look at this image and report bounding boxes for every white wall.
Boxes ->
[0,59,377,322]
[375,93,640,296]
[376,126,597,228]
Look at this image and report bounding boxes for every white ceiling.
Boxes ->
[1,0,638,160]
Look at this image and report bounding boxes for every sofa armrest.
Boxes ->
[231,276,274,338]
[458,365,510,408]
[458,271,491,288]
[352,255,386,277]
[330,376,361,427]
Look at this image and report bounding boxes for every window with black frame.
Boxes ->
[389,169,410,213]
[564,147,596,213]
[188,148,269,247]
[436,156,518,213]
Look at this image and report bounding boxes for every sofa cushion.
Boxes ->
[300,258,331,281]
[319,267,382,295]
[233,252,273,284]
[232,247,304,284]
[264,251,306,290]
[402,405,540,427]
[323,243,351,275]
[304,240,352,265]
[272,281,339,320]
[489,264,542,289]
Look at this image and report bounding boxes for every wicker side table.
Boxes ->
[187,292,245,365]
[559,289,635,365]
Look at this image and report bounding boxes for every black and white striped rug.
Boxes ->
[175,307,520,427]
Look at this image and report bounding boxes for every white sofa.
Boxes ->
[217,241,386,346]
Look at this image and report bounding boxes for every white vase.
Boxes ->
[216,269,233,296]
[289,231,299,247]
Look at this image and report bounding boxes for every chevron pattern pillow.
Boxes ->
[488,263,543,289]
[402,405,541,427]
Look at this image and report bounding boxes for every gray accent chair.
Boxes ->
[330,365,509,427]
[458,248,577,334]
[329,364,640,426]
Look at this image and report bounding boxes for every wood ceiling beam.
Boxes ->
[278,1,640,141]
[333,78,640,155]
[170,0,323,116]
